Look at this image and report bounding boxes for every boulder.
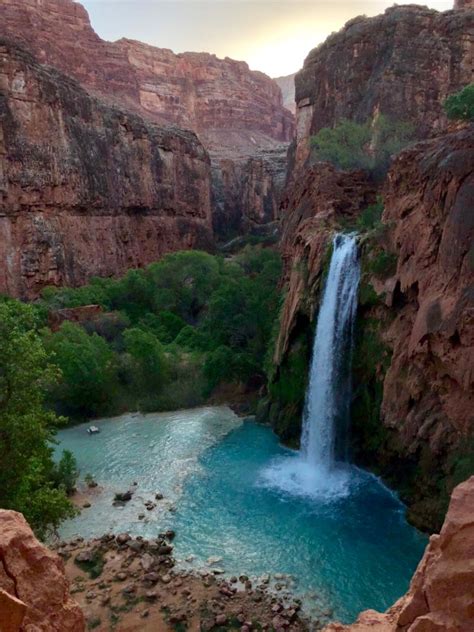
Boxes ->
[0,510,85,631]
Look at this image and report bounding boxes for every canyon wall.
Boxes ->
[0,0,294,146]
[274,74,296,114]
[0,39,213,299]
[293,5,473,168]
[266,126,473,530]
[0,0,294,237]
[325,476,474,632]
[212,148,288,237]
[0,510,85,631]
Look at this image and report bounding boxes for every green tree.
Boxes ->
[51,450,79,495]
[44,322,118,418]
[310,115,414,176]
[149,251,221,322]
[0,300,75,537]
[123,328,168,395]
[444,84,474,121]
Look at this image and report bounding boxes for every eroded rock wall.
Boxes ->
[0,510,85,631]
[294,5,473,168]
[0,40,213,299]
[374,126,474,529]
[212,148,288,238]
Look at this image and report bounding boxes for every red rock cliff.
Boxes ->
[293,5,473,168]
[324,476,474,632]
[0,0,294,149]
[0,39,213,299]
[0,510,85,631]
[0,0,294,239]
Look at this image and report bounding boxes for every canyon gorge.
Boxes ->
[0,0,473,630]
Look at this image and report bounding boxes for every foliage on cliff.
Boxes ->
[310,115,414,177]
[0,300,76,537]
[444,83,474,121]
[40,247,282,418]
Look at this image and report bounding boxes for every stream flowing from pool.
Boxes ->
[57,408,426,624]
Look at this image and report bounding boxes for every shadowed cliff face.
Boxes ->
[0,0,294,148]
[294,5,473,168]
[0,40,213,299]
[375,127,474,528]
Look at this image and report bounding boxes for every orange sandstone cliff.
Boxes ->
[0,510,85,631]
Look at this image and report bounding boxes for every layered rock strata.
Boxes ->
[0,510,85,631]
[293,5,473,168]
[324,476,474,632]
[0,39,213,299]
[212,147,288,237]
[0,0,294,236]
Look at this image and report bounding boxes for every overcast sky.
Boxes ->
[81,1,454,77]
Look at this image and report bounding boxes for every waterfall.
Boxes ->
[260,233,360,499]
[301,233,360,472]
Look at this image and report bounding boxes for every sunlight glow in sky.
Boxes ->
[81,1,454,77]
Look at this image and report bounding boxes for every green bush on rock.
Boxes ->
[444,83,474,122]
[310,115,414,177]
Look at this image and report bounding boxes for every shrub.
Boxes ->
[444,84,474,122]
[310,115,414,177]
[357,199,384,231]
[52,450,79,495]
[367,250,398,279]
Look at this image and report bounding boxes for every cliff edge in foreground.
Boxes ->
[0,510,85,631]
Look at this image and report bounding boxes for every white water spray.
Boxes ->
[301,233,360,472]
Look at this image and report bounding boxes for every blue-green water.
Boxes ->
[56,406,426,624]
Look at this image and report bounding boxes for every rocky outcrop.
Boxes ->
[267,127,473,528]
[324,476,474,632]
[293,5,473,168]
[274,74,296,114]
[0,510,85,631]
[0,39,213,299]
[455,0,474,9]
[0,0,294,237]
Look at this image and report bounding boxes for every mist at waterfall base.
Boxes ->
[56,235,426,623]
[262,233,362,501]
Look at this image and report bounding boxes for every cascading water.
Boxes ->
[262,232,361,498]
[301,233,360,472]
